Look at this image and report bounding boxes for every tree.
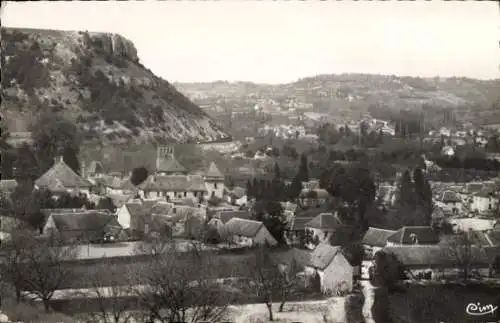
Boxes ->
[62,145,81,175]
[31,111,82,174]
[248,245,282,321]
[274,163,281,179]
[13,144,40,182]
[287,175,303,201]
[11,233,78,312]
[1,229,33,303]
[80,260,137,323]
[277,258,301,312]
[133,243,233,323]
[395,170,415,207]
[297,153,309,182]
[413,168,433,225]
[447,231,474,281]
[369,251,406,291]
[130,166,149,186]
[321,164,375,231]
[253,200,288,244]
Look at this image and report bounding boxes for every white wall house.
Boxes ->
[304,244,353,295]
[471,192,498,214]
[204,162,225,200]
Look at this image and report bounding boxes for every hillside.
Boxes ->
[1,27,230,144]
[175,74,500,124]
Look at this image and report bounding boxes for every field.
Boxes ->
[388,283,500,323]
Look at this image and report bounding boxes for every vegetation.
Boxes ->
[1,231,78,312]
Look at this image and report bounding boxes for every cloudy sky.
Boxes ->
[2,1,499,83]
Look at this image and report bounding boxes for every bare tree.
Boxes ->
[277,258,301,312]
[0,229,32,303]
[447,231,474,281]
[21,233,78,312]
[79,260,137,323]
[248,245,282,321]
[132,242,233,323]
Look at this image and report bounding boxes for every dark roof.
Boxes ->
[0,179,18,191]
[274,248,312,268]
[309,243,343,270]
[441,190,461,203]
[290,217,315,231]
[382,245,493,268]
[35,158,92,189]
[387,226,439,245]
[305,212,344,231]
[220,210,251,224]
[139,174,206,192]
[49,211,118,232]
[224,218,264,238]
[295,204,332,218]
[464,183,484,194]
[150,202,172,215]
[125,202,153,218]
[475,188,496,198]
[157,156,187,174]
[362,227,398,247]
[205,162,224,179]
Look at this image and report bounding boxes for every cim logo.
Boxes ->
[465,302,498,317]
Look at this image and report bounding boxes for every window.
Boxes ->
[173,208,176,214]
[184,192,187,197]
[323,231,328,239]
[214,183,218,189]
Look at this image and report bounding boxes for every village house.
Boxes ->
[381,245,500,280]
[42,210,122,243]
[204,162,226,199]
[116,201,155,239]
[222,218,278,246]
[225,186,247,206]
[303,244,354,295]
[0,209,24,243]
[0,179,18,198]
[35,156,93,197]
[304,212,350,245]
[435,190,463,215]
[385,226,440,246]
[362,227,398,258]
[138,147,225,203]
[298,188,330,208]
[470,188,498,214]
[448,218,498,233]
[208,210,251,227]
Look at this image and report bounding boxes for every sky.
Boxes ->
[2,1,499,84]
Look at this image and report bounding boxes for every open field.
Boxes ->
[389,283,500,323]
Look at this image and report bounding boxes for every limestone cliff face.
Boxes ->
[1,27,230,144]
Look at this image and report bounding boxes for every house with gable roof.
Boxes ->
[42,210,122,242]
[304,212,353,245]
[362,227,397,257]
[35,156,93,197]
[222,218,277,246]
[204,161,225,200]
[304,243,354,295]
[116,201,154,238]
[386,226,440,246]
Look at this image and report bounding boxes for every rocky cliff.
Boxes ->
[1,27,230,144]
